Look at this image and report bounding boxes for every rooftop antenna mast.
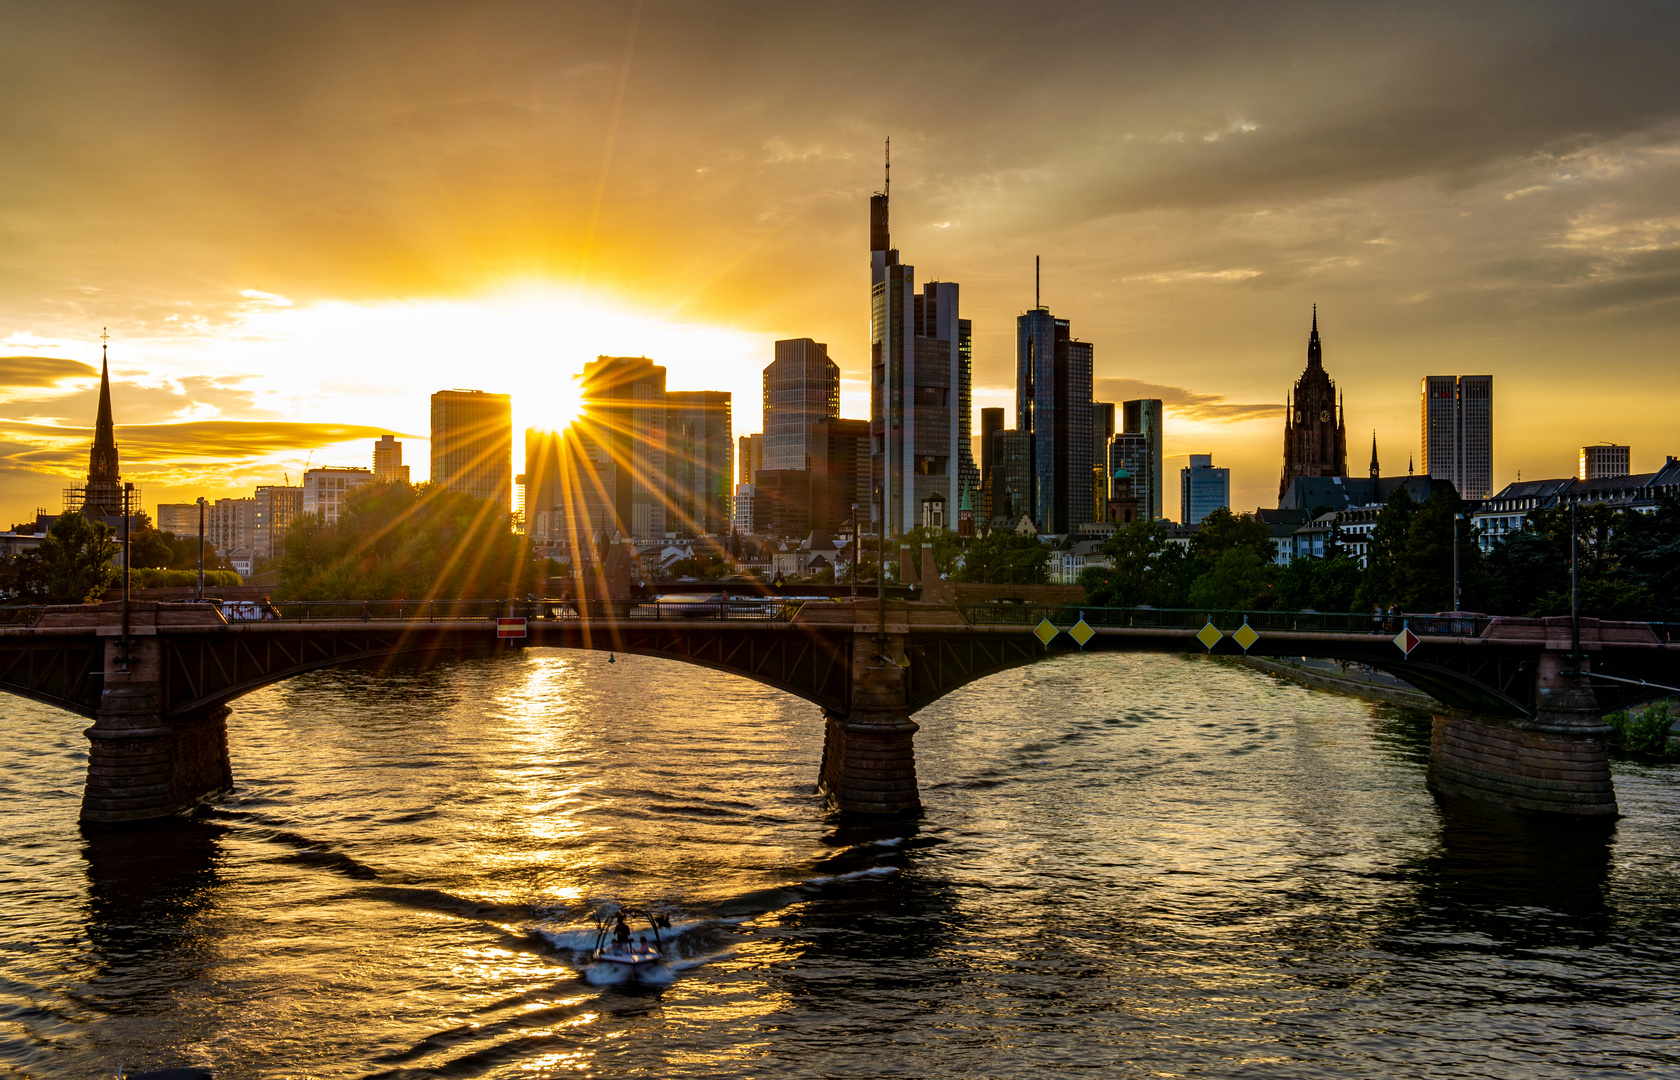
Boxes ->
[884,136,889,199]
[1036,255,1040,311]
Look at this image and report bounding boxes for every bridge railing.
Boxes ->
[199,597,803,623]
[0,605,47,627]
[956,604,1499,639]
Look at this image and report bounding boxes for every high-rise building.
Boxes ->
[1118,398,1164,521]
[373,435,410,484]
[1579,443,1629,481]
[979,407,1005,520]
[869,160,977,536]
[810,417,871,535]
[738,432,763,486]
[430,389,513,518]
[302,467,372,525]
[1181,454,1230,525]
[1279,307,1348,501]
[1091,401,1116,524]
[156,504,200,536]
[763,339,839,472]
[1017,304,1094,534]
[563,356,667,541]
[520,428,565,535]
[985,427,1033,525]
[254,485,302,563]
[207,497,256,555]
[1421,374,1493,500]
[666,390,733,536]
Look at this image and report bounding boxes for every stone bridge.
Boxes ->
[2,598,1676,824]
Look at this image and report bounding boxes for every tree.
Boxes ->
[1190,506,1274,565]
[1187,547,1276,610]
[1611,496,1680,619]
[127,516,176,569]
[1276,554,1364,612]
[891,525,966,580]
[953,530,1049,585]
[1358,488,1418,610]
[277,484,536,600]
[14,512,119,603]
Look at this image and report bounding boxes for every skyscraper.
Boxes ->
[302,467,372,525]
[666,390,733,536]
[809,417,871,535]
[1017,303,1094,535]
[430,389,513,518]
[869,152,977,535]
[1580,443,1630,481]
[1279,307,1348,501]
[1421,374,1493,500]
[1180,454,1231,525]
[1091,401,1116,524]
[565,356,667,540]
[373,435,410,484]
[763,339,839,472]
[1117,398,1164,521]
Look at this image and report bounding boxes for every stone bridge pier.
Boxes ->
[818,622,921,817]
[1427,644,1616,817]
[82,614,231,825]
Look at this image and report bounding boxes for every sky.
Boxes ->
[3,0,1679,526]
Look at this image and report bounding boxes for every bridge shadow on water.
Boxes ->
[80,818,227,993]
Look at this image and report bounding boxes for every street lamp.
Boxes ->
[1452,512,1464,612]
[196,496,207,599]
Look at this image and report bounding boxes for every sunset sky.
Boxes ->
[3,1,1678,526]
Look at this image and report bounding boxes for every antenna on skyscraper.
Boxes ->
[884,137,890,199]
[1035,256,1040,310]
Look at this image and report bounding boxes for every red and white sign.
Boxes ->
[1393,626,1420,656]
[496,617,528,640]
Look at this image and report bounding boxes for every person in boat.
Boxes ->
[613,913,632,950]
[638,935,655,955]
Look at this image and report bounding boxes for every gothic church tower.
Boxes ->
[1278,306,1348,500]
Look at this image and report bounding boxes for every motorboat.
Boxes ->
[592,906,670,976]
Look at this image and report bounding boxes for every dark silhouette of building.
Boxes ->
[1279,306,1348,501]
[667,390,733,536]
[1018,298,1094,534]
[870,144,977,536]
[810,418,870,535]
[77,334,126,517]
[754,468,812,538]
[430,389,513,519]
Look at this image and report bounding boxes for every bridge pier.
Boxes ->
[818,625,921,816]
[81,634,232,825]
[1427,650,1616,816]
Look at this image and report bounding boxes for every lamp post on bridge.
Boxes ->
[196,496,206,600]
[1452,512,1463,612]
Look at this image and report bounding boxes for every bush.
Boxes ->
[131,568,242,589]
[1606,699,1674,755]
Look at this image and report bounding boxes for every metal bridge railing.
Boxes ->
[176,597,802,624]
[957,605,1501,639]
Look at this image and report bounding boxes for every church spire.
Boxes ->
[89,328,118,483]
[1369,430,1380,482]
[1306,304,1322,368]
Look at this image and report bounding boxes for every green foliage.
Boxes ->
[1277,554,1364,612]
[132,568,242,589]
[953,529,1049,585]
[276,484,535,600]
[1609,496,1680,620]
[14,512,120,603]
[893,526,966,580]
[1190,506,1274,564]
[1187,547,1276,610]
[1606,699,1674,755]
[1097,518,1191,606]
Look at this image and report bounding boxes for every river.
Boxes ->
[2,649,1678,1078]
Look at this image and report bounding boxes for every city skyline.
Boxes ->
[3,3,1680,525]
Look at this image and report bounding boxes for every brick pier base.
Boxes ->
[80,634,233,825]
[819,709,921,816]
[1427,651,1616,816]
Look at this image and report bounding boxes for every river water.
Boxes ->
[2,650,1678,1078]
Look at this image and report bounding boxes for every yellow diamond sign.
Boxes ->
[1232,622,1260,652]
[1034,618,1059,646]
[1069,618,1095,647]
[1195,620,1223,650]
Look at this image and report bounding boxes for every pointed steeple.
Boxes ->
[1306,304,1322,368]
[89,329,119,483]
[1369,431,1380,482]
[81,328,124,517]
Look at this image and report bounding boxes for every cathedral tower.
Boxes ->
[1278,306,1348,501]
